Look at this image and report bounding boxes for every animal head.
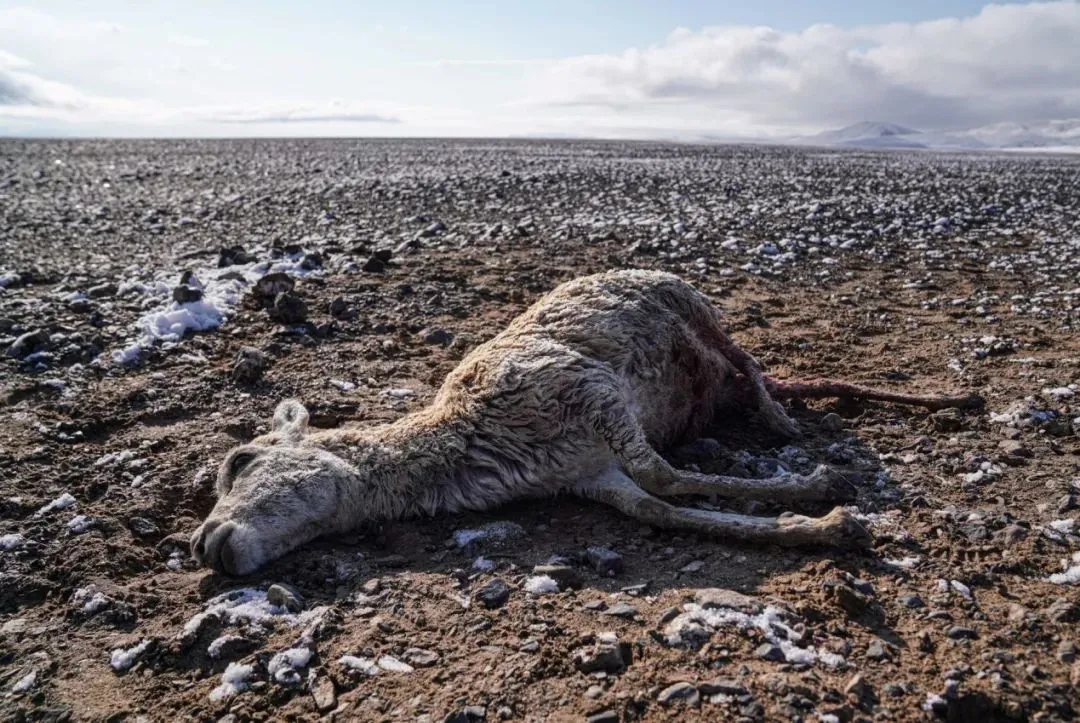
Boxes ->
[190,399,360,576]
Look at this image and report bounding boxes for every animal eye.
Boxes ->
[229,452,256,478]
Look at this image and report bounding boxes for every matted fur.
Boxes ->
[191,269,981,575]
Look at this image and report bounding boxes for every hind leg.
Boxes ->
[712,337,801,438]
[576,465,868,549]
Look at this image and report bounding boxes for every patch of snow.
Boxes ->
[34,492,76,517]
[376,655,413,673]
[209,662,254,701]
[110,639,150,672]
[181,588,327,637]
[74,587,112,615]
[1044,386,1075,399]
[339,655,380,676]
[11,670,36,694]
[472,556,496,572]
[664,603,840,667]
[0,533,26,551]
[329,379,356,392]
[1049,552,1080,585]
[452,520,526,548]
[1048,518,1076,534]
[524,575,560,595]
[0,272,19,288]
[207,634,245,660]
[382,387,416,399]
[885,556,921,569]
[267,647,312,685]
[67,515,93,534]
[94,449,136,467]
[949,580,973,600]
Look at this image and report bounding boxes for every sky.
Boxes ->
[1,0,1079,138]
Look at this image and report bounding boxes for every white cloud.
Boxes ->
[530,1,1080,131]
[168,34,210,48]
[202,103,400,124]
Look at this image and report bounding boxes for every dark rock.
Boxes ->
[87,282,117,298]
[603,603,637,619]
[269,292,308,324]
[476,579,510,609]
[821,413,845,432]
[267,583,304,613]
[362,256,386,273]
[830,583,871,617]
[403,648,439,667]
[998,440,1032,457]
[328,297,354,320]
[931,408,964,432]
[866,640,890,660]
[756,643,784,661]
[672,437,724,463]
[255,272,294,298]
[1057,641,1077,663]
[218,245,255,267]
[373,248,393,263]
[946,626,978,640]
[844,673,868,698]
[1046,598,1080,624]
[884,683,905,698]
[7,329,49,359]
[172,285,203,303]
[422,328,453,345]
[231,347,269,384]
[585,546,623,576]
[657,682,699,706]
[898,592,924,608]
[585,711,618,723]
[127,517,159,537]
[301,253,323,270]
[443,706,486,723]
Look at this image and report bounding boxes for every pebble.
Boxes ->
[269,291,308,324]
[403,648,440,667]
[821,413,845,432]
[844,673,868,698]
[898,592,924,608]
[127,517,159,537]
[255,272,294,298]
[694,588,761,613]
[231,346,268,383]
[572,640,631,674]
[422,328,453,345]
[865,640,890,660]
[603,603,638,619]
[309,675,336,713]
[7,329,49,359]
[266,583,305,613]
[656,681,699,706]
[585,711,618,723]
[946,626,978,640]
[1058,641,1077,663]
[698,678,747,695]
[585,546,623,576]
[475,578,510,609]
[756,643,785,661]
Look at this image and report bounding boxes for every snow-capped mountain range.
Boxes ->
[789,120,1080,151]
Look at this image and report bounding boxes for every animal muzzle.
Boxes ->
[190,518,244,575]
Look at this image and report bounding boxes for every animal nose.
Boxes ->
[190,519,240,575]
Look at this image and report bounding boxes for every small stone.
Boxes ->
[995,524,1028,544]
[658,607,680,625]
[756,643,784,661]
[932,408,964,432]
[519,639,539,653]
[7,329,49,359]
[830,583,871,617]
[698,678,747,696]
[898,592,924,608]
[127,517,159,537]
[218,245,255,267]
[403,648,440,667]
[87,282,117,298]
[694,588,761,613]
[603,603,637,619]
[883,683,905,698]
[231,347,269,384]
[585,546,623,576]
[362,256,386,273]
[1047,598,1080,624]
[998,440,1032,457]
[572,641,632,674]
[946,626,978,640]
[361,578,381,595]
[821,413,845,432]
[1,618,28,636]
[267,583,304,613]
[328,297,354,320]
[172,285,203,304]
[310,675,336,713]
[584,600,607,612]
[585,711,619,723]
[865,640,890,660]
[680,560,705,573]
[657,682,699,706]
[476,579,510,609]
[269,292,308,324]
[585,684,604,699]
[1058,641,1078,663]
[422,328,453,346]
[531,564,582,590]
[844,673,868,699]
[256,272,294,298]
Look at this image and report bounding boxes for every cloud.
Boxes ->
[203,104,401,124]
[530,1,1080,131]
[168,34,209,48]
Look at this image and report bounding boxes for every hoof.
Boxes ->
[819,507,872,549]
[764,401,802,438]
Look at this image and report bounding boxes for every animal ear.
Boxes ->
[272,399,309,441]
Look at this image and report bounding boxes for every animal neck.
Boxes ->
[311,405,470,522]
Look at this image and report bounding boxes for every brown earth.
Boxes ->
[1,139,1078,723]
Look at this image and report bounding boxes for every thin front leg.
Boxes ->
[575,466,870,548]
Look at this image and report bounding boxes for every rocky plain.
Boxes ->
[0,138,1078,722]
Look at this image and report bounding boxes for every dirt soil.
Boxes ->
[1,139,1079,723]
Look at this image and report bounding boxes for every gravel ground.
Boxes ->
[1,139,1078,722]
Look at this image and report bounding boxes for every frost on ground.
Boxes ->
[664,603,844,668]
[267,647,312,685]
[67,515,93,534]
[1049,552,1080,585]
[209,662,255,702]
[73,587,112,615]
[182,588,320,634]
[0,533,26,551]
[451,520,527,548]
[110,639,150,672]
[111,251,326,366]
[10,670,36,694]
[33,493,75,517]
[524,575,560,595]
[338,655,413,676]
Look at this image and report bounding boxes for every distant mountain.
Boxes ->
[790,120,1080,151]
